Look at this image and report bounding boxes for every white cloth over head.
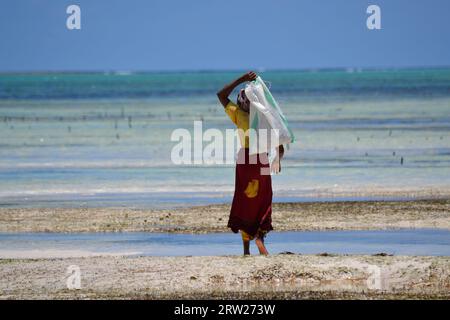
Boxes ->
[245,76,295,158]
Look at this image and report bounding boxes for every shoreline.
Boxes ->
[0,199,449,233]
[1,199,449,300]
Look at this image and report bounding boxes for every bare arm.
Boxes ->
[216,71,257,107]
[278,144,285,160]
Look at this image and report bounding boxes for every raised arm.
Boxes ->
[216,71,257,107]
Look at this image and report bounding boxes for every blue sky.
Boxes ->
[1,0,449,72]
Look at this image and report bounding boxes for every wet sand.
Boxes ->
[1,254,449,299]
[0,199,449,233]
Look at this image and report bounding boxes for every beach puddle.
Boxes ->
[0,229,449,259]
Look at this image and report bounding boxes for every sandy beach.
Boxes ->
[1,254,449,299]
[1,199,449,233]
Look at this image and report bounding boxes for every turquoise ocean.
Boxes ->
[1,69,449,208]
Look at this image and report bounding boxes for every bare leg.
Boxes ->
[255,237,268,255]
[243,239,250,255]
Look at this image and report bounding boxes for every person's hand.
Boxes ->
[240,71,257,82]
[271,155,281,174]
[271,145,284,174]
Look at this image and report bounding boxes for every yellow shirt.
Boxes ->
[225,101,249,148]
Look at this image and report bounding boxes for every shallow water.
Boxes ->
[0,229,449,258]
[1,69,450,208]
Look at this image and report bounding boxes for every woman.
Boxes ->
[217,71,284,255]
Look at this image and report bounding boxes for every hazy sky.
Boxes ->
[1,0,449,72]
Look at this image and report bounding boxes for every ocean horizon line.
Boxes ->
[1,65,450,76]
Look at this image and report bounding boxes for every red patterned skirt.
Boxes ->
[227,148,273,237]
